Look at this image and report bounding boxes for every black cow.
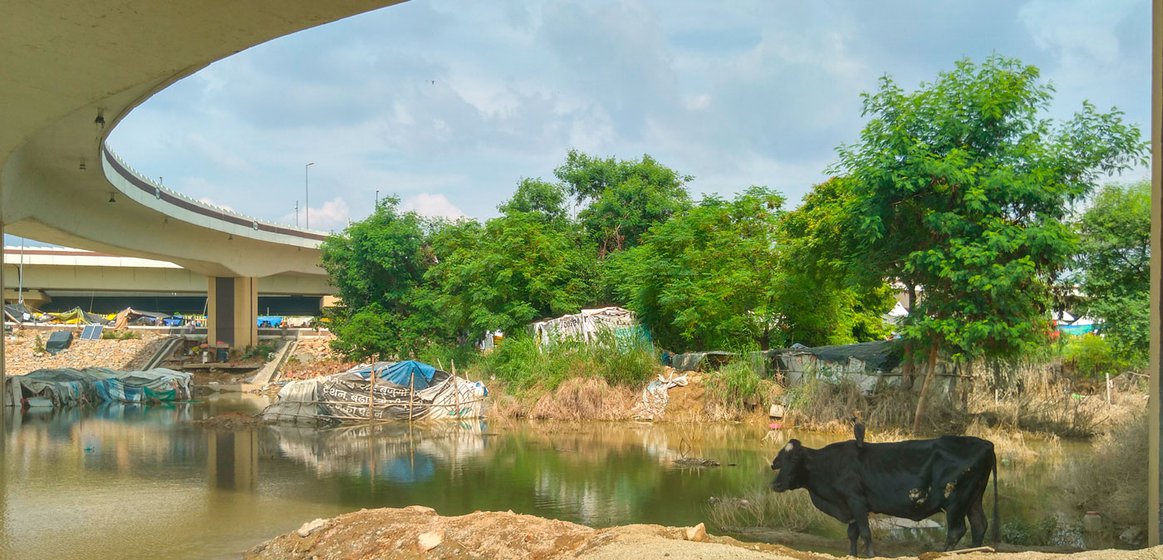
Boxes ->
[770,436,997,557]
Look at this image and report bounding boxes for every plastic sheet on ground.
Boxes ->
[633,373,688,421]
[3,367,193,407]
[263,361,488,425]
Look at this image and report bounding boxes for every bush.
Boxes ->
[705,359,763,411]
[102,329,140,340]
[1063,334,1125,380]
[242,343,276,360]
[329,306,395,361]
[475,331,656,395]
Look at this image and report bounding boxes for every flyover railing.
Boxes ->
[101,143,327,244]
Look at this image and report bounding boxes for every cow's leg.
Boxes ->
[847,522,859,556]
[853,512,874,557]
[968,499,988,547]
[943,509,969,551]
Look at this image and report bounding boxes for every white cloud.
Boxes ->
[302,196,346,232]
[683,93,712,111]
[402,193,466,219]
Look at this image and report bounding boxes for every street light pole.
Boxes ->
[304,162,315,229]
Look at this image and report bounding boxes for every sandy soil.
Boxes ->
[245,506,1163,560]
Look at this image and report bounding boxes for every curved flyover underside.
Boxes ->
[0,1,402,278]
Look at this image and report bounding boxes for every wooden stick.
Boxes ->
[453,361,462,418]
[368,363,376,422]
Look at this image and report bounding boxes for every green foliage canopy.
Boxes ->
[833,55,1147,360]
[613,187,787,351]
[320,197,434,358]
[1075,181,1150,364]
[555,149,692,255]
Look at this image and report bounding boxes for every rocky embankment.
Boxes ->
[246,506,1163,560]
[4,328,167,375]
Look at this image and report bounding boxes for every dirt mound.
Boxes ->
[245,506,1163,560]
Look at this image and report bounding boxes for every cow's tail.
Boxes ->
[991,448,1000,544]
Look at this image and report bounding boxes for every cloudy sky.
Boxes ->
[105,0,1151,233]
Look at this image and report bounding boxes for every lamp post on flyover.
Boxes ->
[304,162,315,229]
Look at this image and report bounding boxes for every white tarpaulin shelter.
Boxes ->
[531,306,638,346]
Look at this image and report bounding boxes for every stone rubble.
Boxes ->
[4,328,168,375]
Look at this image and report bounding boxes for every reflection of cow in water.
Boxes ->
[770,436,997,557]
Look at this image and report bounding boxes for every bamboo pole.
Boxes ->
[408,370,415,423]
[453,359,461,418]
[368,363,376,421]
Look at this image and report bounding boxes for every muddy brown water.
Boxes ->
[0,395,1102,559]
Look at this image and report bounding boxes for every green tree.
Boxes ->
[555,150,692,255]
[1075,181,1150,365]
[779,177,895,346]
[425,191,599,339]
[831,56,1146,430]
[320,197,434,358]
[613,187,787,351]
[497,178,570,224]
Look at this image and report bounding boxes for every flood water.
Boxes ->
[1,396,1089,559]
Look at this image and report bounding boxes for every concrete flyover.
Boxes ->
[2,246,333,313]
[0,1,402,347]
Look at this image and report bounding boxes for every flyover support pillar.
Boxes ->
[1151,0,1162,546]
[206,276,258,350]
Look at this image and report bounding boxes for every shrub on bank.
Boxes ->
[475,331,657,395]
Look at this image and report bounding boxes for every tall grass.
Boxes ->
[1057,412,1147,536]
[473,330,657,396]
[707,489,832,534]
[705,358,764,410]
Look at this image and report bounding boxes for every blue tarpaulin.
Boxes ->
[349,360,438,390]
[1058,323,1097,336]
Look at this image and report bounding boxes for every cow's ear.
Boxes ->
[787,439,801,449]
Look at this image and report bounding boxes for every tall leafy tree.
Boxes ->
[554,150,692,255]
[614,187,787,352]
[831,56,1146,430]
[425,188,598,339]
[779,177,896,346]
[1075,181,1150,364]
[320,197,434,358]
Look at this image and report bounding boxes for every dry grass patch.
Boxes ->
[1057,411,1146,540]
[528,377,637,421]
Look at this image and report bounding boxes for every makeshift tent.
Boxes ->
[531,307,642,346]
[346,360,437,391]
[47,307,109,325]
[3,368,193,407]
[112,308,170,329]
[4,303,41,323]
[263,361,487,425]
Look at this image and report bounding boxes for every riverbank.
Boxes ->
[245,506,1163,560]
